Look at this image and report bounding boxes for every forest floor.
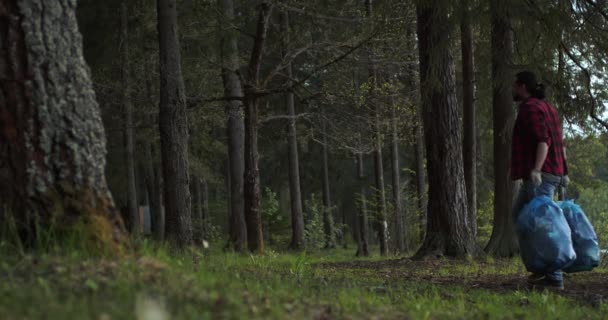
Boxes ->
[1,242,607,319]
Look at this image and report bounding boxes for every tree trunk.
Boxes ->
[373,112,389,256]
[143,140,163,240]
[461,0,477,238]
[365,0,388,256]
[0,0,126,249]
[194,175,203,242]
[321,117,336,249]
[219,0,247,252]
[243,91,264,253]
[391,106,406,253]
[157,0,192,248]
[414,1,479,258]
[152,155,165,241]
[485,0,518,257]
[280,10,305,251]
[242,2,272,254]
[355,153,370,257]
[121,3,140,236]
[414,111,426,243]
[201,177,209,240]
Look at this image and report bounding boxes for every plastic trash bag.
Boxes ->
[516,196,576,274]
[558,201,600,273]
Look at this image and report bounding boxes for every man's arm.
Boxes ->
[534,142,549,171]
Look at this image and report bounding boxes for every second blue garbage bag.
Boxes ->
[516,196,576,274]
[558,201,600,273]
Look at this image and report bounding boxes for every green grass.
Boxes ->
[0,241,606,319]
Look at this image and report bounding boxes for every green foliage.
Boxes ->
[576,182,608,248]
[304,194,326,250]
[262,188,290,247]
[477,192,495,246]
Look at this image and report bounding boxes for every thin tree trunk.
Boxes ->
[366,0,389,256]
[219,0,247,252]
[461,0,477,238]
[194,176,203,243]
[355,152,370,257]
[485,0,518,257]
[321,117,336,249]
[244,91,264,253]
[414,111,426,243]
[414,1,480,258]
[121,3,140,236]
[391,106,406,253]
[373,112,389,256]
[0,0,126,249]
[143,140,162,240]
[242,2,272,254]
[157,0,192,247]
[202,177,209,240]
[280,10,305,251]
[152,149,165,241]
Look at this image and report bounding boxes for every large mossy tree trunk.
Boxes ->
[414,1,480,258]
[485,0,518,257]
[0,0,126,251]
[157,0,192,248]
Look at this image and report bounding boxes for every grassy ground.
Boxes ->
[1,241,607,319]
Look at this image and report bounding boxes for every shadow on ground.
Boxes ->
[318,258,608,307]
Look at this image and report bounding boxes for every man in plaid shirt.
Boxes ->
[511,71,569,290]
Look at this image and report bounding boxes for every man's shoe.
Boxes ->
[527,274,564,290]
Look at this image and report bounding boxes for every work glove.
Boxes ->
[530,169,542,187]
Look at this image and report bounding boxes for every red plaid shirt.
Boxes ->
[511,97,568,180]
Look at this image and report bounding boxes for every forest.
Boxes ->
[1,0,608,319]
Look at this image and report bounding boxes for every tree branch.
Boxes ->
[256,33,377,97]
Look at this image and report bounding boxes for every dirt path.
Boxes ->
[318,258,608,306]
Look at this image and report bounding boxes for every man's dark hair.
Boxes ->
[516,71,546,99]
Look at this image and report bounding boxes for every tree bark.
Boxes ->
[391,106,406,253]
[194,175,203,242]
[355,153,370,257]
[366,0,389,256]
[321,116,336,249]
[219,0,247,252]
[414,109,426,243]
[143,140,163,240]
[242,2,272,254]
[461,0,477,238]
[152,154,165,241]
[201,177,209,240]
[157,0,192,247]
[373,112,389,256]
[485,0,518,257]
[0,0,126,249]
[280,10,305,251]
[414,1,479,258]
[244,90,264,253]
[121,3,140,236]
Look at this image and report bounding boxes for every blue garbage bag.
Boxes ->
[516,196,576,274]
[558,201,600,273]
